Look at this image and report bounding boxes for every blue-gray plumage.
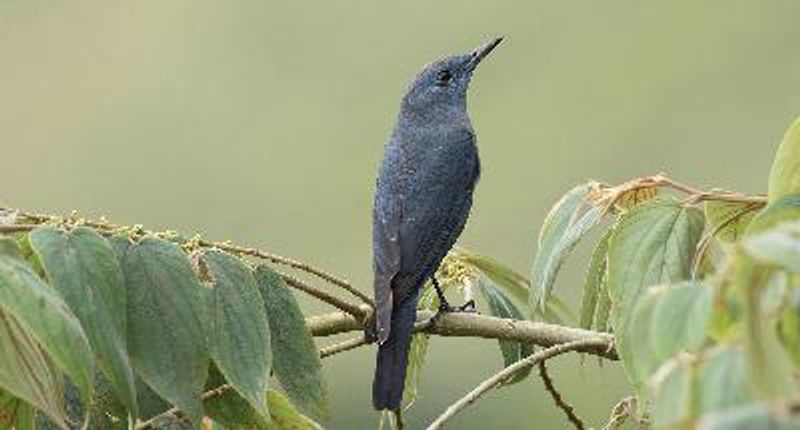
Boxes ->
[372,38,502,412]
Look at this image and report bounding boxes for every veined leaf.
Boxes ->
[768,115,800,202]
[593,286,612,332]
[0,391,36,430]
[0,253,93,406]
[196,251,271,421]
[732,253,796,401]
[265,390,322,430]
[579,229,611,329]
[254,266,328,421]
[531,183,604,311]
[705,201,760,243]
[203,365,269,430]
[607,200,705,323]
[0,312,66,428]
[606,199,704,386]
[29,227,137,416]
[122,237,208,426]
[625,282,712,384]
[477,276,534,385]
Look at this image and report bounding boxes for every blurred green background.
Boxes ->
[2,1,800,428]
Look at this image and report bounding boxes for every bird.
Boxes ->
[371,37,502,414]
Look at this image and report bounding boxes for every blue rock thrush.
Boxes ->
[372,37,502,413]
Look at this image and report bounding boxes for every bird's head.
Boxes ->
[400,37,502,119]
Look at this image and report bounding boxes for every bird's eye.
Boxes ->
[436,69,452,85]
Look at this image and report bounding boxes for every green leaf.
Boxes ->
[650,358,694,430]
[265,390,322,430]
[0,310,67,428]
[732,254,796,401]
[0,238,24,261]
[625,282,711,385]
[203,365,270,430]
[477,276,534,385]
[401,333,430,409]
[696,345,751,415]
[458,251,529,305]
[254,266,328,421]
[531,183,603,311]
[28,227,137,416]
[705,201,760,242]
[768,115,800,202]
[579,229,611,329]
[779,287,800,368]
[0,253,94,406]
[743,220,800,273]
[0,391,36,430]
[197,251,270,420]
[592,286,612,332]
[746,194,800,235]
[402,284,438,408]
[122,237,208,425]
[607,200,705,325]
[698,404,800,430]
[606,200,704,387]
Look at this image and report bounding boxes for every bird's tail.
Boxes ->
[372,295,418,412]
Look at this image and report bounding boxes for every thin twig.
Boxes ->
[320,335,370,358]
[136,384,232,430]
[1,207,373,306]
[538,361,585,430]
[199,239,373,306]
[282,273,368,320]
[425,338,608,430]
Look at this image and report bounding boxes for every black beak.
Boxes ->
[466,37,503,71]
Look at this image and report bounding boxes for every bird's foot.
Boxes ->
[456,299,477,313]
[432,299,478,324]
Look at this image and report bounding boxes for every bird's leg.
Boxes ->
[431,277,454,313]
[431,277,478,320]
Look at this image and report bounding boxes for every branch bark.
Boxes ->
[307,310,617,360]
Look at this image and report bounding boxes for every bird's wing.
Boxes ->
[372,143,404,344]
[395,128,480,300]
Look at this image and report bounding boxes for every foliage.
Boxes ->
[1,114,799,429]
[530,115,800,428]
[0,227,326,429]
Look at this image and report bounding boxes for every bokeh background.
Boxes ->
[3,2,800,428]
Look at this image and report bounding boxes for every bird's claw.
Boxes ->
[456,299,477,313]
[433,299,478,324]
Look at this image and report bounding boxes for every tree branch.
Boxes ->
[306,310,617,360]
[425,339,607,430]
[320,335,370,358]
[538,361,585,430]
